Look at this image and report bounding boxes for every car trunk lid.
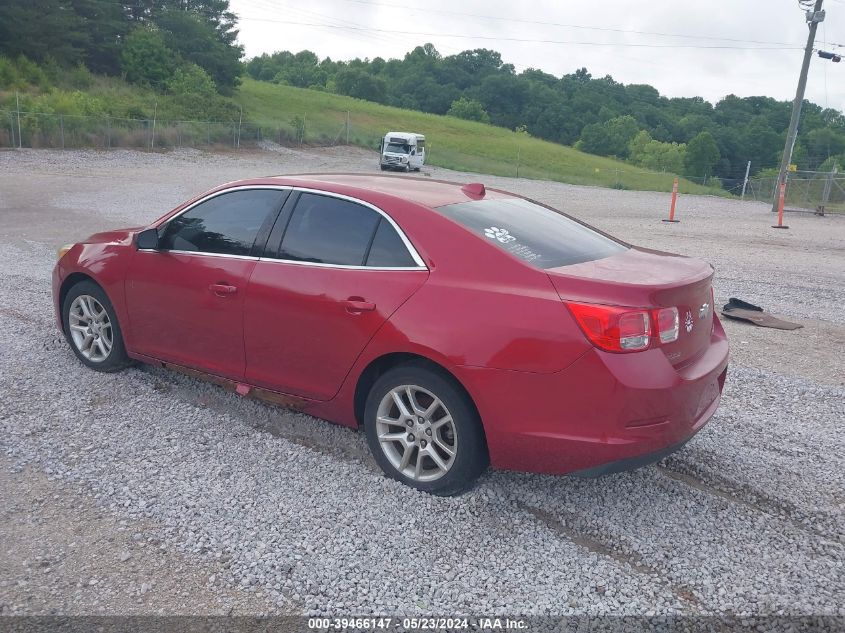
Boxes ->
[546,247,715,367]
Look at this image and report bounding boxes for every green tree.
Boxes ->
[334,68,387,103]
[120,27,175,90]
[628,130,653,162]
[640,140,686,174]
[155,9,243,94]
[604,115,639,157]
[578,115,639,157]
[0,0,88,67]
[447,96,490,123]
[576,122,614,156]
[166,63,216,95]
[684,131,721,177]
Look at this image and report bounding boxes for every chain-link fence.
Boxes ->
[0,109,362,151]
[743,169,844,214]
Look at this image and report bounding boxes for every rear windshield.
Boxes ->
[435,197,627,269]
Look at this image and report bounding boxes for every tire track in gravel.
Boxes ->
[135,365,376,470]
[657,463,844,545]
[514,501,705,611]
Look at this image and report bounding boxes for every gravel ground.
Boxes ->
[0,147,843,617]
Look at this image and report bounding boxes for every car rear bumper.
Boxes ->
[461,316,729,476]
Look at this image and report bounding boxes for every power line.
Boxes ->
[236,16,806,50]
[326,0,804,47]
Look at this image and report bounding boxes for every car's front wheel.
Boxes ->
[62,280,131,372]
[364,363,488,495]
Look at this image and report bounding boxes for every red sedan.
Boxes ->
[53,175,729,495]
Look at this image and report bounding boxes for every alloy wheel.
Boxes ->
[375,384,458,482]
[68,294,113,362]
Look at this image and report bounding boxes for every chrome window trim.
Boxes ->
[149,184,428,271]
[255,258,426,272]
[137,249,259,260]
[156,184,294,228]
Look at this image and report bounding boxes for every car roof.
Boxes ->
[239,173,515,208]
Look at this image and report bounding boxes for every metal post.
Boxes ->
[516,147,520,178]
[106,116,111,148]
[346,111,350,144]
[818,165,836,216]
[740,160,751,200]
[151,101,157,150]
[207,122,211,146]
[60,115,64,149]
[16,91,22,149]
[236,105,242,149]
[772,0,825,213]
[302,112,307,146]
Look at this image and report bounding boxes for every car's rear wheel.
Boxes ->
[62,280,131,372]
[364,363,488,495]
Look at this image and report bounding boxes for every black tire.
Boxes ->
[379,164,387,171]
[364,362,488,495]
[61,279,132,373]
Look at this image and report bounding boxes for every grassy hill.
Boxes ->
[0,59,724,196]
[236,79,724,196]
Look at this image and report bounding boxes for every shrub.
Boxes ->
[15,55,49,87]
[67,64,94,89]
[0,57,21,89]
[447,97,491,124]
[166,63,216,96]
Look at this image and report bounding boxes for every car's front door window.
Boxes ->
[160,189,287,256]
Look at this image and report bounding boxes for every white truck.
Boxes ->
[379,132,425,172]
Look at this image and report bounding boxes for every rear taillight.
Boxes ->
[656,307,679,343]
[566,303,651,353]
[567,303,684,353]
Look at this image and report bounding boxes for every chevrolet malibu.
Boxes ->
[53,175,729,495]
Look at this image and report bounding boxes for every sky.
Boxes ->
[229,0,845,113]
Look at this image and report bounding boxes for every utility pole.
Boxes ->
[740,160,751,200]
[772,0,825,213]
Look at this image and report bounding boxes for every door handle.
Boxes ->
[209,283,237,297]
[344,298,376,313]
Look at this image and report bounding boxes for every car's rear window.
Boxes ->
[435,197,627,269]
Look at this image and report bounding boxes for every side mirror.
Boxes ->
[136,228,160,250]
[411,149,416,155]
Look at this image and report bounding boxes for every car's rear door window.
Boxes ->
[278,193,379,266]
[160,189,286,256]
[274,193,418,268]
[365,218,416,267]
[435,197,627,268]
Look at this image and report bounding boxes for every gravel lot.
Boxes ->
[0,147,843,618]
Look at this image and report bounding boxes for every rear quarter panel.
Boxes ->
[358,194,592,373]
